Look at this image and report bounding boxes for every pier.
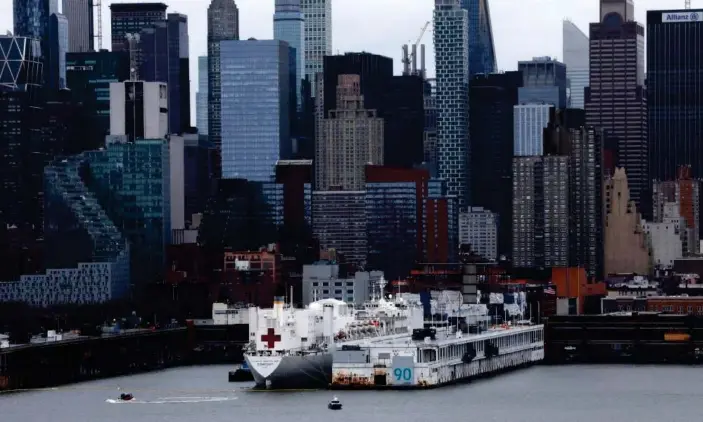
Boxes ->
[0,324,249,392]
[545,313,703,364]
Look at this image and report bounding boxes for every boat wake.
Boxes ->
[106,396,237,404]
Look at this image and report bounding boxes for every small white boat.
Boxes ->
[328,396,342,410]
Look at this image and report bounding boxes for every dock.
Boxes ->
[545,312,703,364]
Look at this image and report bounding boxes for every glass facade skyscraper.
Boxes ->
[66,50,130,144]
[110,3,167,52]
[517,57,567,107]
[219,40,293,181]
[138,22,169,85]
[166,13,190,133]
[207,0,239,155]
[274,0,305,111]
[563,19,589,109]
[460,0,496,76]
[300,0,331,94]
[513,104,552,156]
[139,14,191,134]
[0,154,132,306]
[43,154,131,292]
[13,0,57,41]
[196,56,208,134]
[433,0,470,208]
[647,9,703,183]
[0,35,44,243]
[83,137,171,285]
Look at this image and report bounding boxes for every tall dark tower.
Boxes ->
[648,8,703,183]
[110,3,168,52]
[13,0,56,41]
[207,0,239,168]
[586,0,648,215]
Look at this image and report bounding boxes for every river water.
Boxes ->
[1,364,700,421]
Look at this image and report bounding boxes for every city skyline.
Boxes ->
[2,0,695,126]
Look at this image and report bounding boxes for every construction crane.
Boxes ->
[94,0,103,50]
[685,0,691,9]
[402,21,430,77]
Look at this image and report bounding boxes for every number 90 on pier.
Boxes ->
[393,368,413,383]
[391,356,414,385]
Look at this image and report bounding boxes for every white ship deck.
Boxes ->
[331,323,545,389]
[341,324,540,348]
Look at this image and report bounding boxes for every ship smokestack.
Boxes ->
[323,304,334,341]
[274,296,284,326]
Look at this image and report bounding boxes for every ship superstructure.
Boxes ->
[244,277,425,388]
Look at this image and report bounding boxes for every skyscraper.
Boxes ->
[460,0,496,76]
[433,0,470,208]
[196,56,208,135]
[14,0,57,88]
[301,0,331,94]
[562,19,589,109]
[383,75,426,168]
[469,71,522,257]
[570,125,604,278]
[62,0,94,52]
[66,50,130,144]
[219,40,293,181]
[13,0,57,41]
[207,0,239,154]
[648,9,703,183]
[0,35,44,240]
[322,53,393,117]
[517,57,567,107]
[512,155,570,268]
[317,74,384,191]
[138,22,168,86]
[47,13,68,90]
[274,0,305,111]
[513,104,552,156]
[167,13,190,133]
[110,3,167,52]
[541,109,605,278]
[586,0,648,214]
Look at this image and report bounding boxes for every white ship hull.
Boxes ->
[245,353,333,389]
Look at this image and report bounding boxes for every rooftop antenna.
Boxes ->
[126,33,140,81]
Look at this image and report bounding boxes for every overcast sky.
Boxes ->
[0,0,696,125]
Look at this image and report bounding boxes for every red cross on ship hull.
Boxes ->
[261,328,281,348]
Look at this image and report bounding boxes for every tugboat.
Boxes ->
[119,393,134,402]
[228,362,254,382]
[328,396,342,410]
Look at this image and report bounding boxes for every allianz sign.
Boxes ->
[662,11,703,23]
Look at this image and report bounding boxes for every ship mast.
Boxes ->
[377,276,387,300]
